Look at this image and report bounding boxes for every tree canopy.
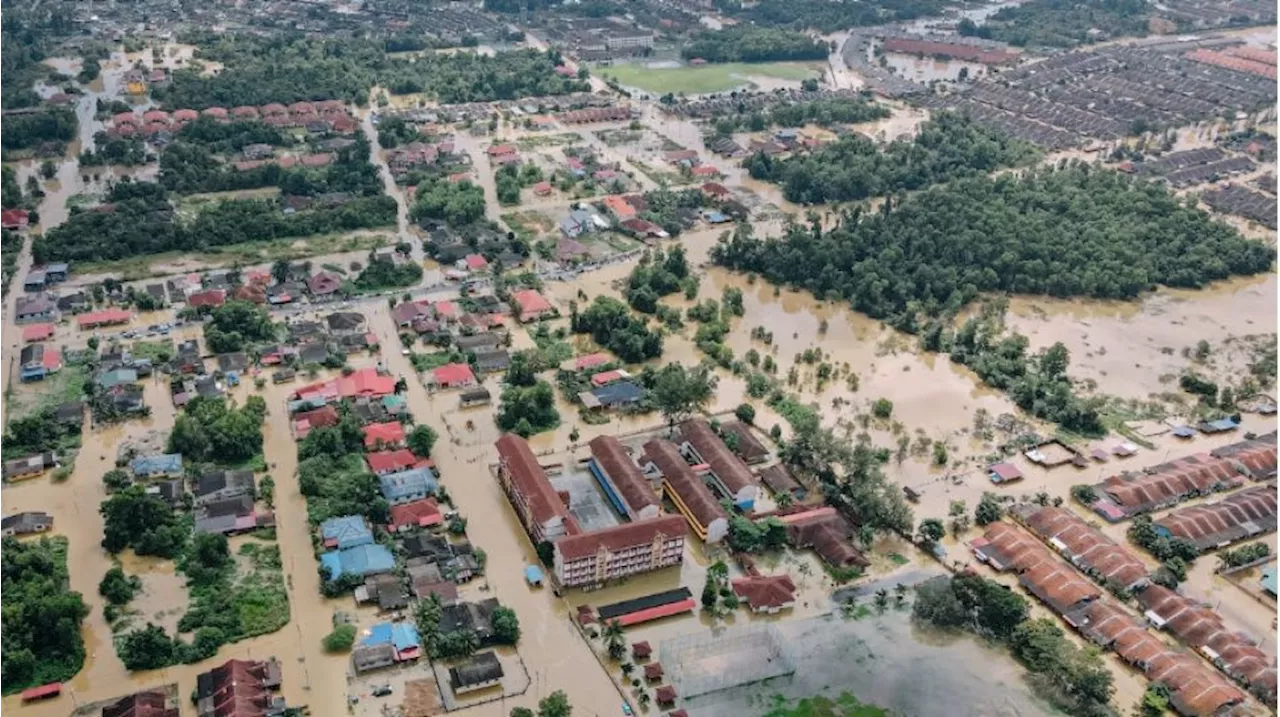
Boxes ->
[168,396,268,465]
[1,537,88,694]
[651,363,718,428]
[571,296,663,363]
[100,486,188,558]
[681,26,829,63]
[959,0,1154,48]
[713,163,1273,324]
[714,0,949,32]
[743,112,1037,204]
[205,300,278,353]
[497,381,561,436]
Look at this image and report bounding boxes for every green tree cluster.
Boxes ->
[168,396,268,465]
[727,515,789,553]
[713,97,890,135]
[718,0,949,32]
[355,253,424,290]
[571,296,663,362]
[1,106,77,152]
[497,381,561,436]
[100,486,188,558]
[743,112,1037,204]
[681,26,829,63]
[958,0,1154,48]
[1,537,89,694]
[626,245,693,313]
[204,300,278,353]
[410,176,487,227]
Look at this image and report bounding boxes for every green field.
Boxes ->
[601,62,821,95]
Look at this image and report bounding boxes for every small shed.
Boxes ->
[988,462,1023,484]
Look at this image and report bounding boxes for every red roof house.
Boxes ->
[187,289,227,309]
[292,405,339,439]
[1,209,30,230]
[701,182,731,200]
[431,362,477,388]
[22,323,54,342]
[731,574,797,613]
[590,369,626,387]
[388,498,444,532]
[464,254,489,271]
[307,271,343,297]
[77,308,132,329]
[363,421,406,449]
[366,449,421,475]
[513,289,554,323]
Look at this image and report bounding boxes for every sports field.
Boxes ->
[602,61,821,94]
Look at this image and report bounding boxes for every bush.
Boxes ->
[871,398,893,419]
[734,403,756,424]
[323,624,357,652]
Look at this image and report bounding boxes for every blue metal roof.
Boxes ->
[321,544,395,579]
[524,565,544,585]
[320,515,372,550]
[361,622,421,651]
[379,467,438,502]
[592,380,644,407]
[131,453,183,476]
[1262,565,1277,596]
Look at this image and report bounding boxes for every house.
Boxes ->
[232,284,266,304]
[450,652,504,694]
[326,311,366,335]
[98,367,139,390]
[1,511,53,537]
[367,449,421,475]
[3,452,57,481]
[24,269,47,291]
[321,543,396,580]
[77,308,132,330]
[21,323,52,343]
[1153,485,1277,551]
[556,236,591,264]
[701,182,732,201]
[392,300,433,327]
[644,662,664,682]
[722,421,770,464]
[20,343,60,382]
[357,574,408,611]
[474,349,510,374]
[55,401,84,428]
[429,362,479,391]
[759,464,806,502]
[56,291,89,312]
[460,387,492,407]
[41,263,68,283]
[463,254,489,272]
[15,294,58,324]
[215,352,250,373]
[731,574,797,613]
[413,577,460,604]
[512,289,554,323]
[194,659,283,717]
[307,271,343,300]
[655,685,677,707]
[100,688,177,717]
[439,598,500,643]
[292,405,339,439]
[194,495,264,536]
[989,462,1024,484]
[781,507,868,569]
[194,470,255,507]
[321,515,373,550]
[560,208,595,238]
[379,467,438,505]
[131,454,183,479]
[363,421,406,449]
[186,289,227,309]
[146,478,186,508]
[359,622,422,663]
[352,644,397,674]
[174,339,205,375]
[2,208,30,229]
[388,498,444,532]
[620,218,668,239]
[603,195,637,221]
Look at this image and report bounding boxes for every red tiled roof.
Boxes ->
[367,449,419,474]
[143,110,170,123]
[1186,48,1277,79]
[187,289,227,308]
[433,300,458,319]
[363,421,406,448]
[701,182,730,197]
[1,208,30,228]
[1023,506,1148,589]
[232,106,259,117]
[632,641,652,658]
[77,308,132,328]
[432,362,476,386]
[645,662,664,680]
[389,498,444,531]
[731,574,797,610]
[1099,454,1243,511]
[307,271,343,295]
[589,435,658,515]
[464,254,488,270]
[102,689,177,717]
[556,514,686,561]
[882,37,1019,64]
[644,438,727,535]
[783,509,867,567]
[1155,484,1277,546]
[655,685,677,703]
[173,108,199,121]
[293,405,339,437]
[42,348,62,372]
[617,599,696,627]
[603,195,637,219]
[1018,561,1100,612]
[591,369,625,387]
[574,353,610,370]
[512,289,552,317]
[22,323,54,342]
[496,434,580,537]
[680,418,755,496]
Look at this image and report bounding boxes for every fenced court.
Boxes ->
[660,624,796,698]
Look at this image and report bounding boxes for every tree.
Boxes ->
[103,468,132,492]
[496,381,560,435]
[537,691,572,717]
[912,576,967,629]
[511,709,535,717]
[2,537,90,692]
[323,624,357,652]
[917,518,945,545]
[99,566,141,605]
[407,424,438,457]
[505,350,540,387]
[652,363,718,430]
[974,492,1003,526]
[603,619,626,661]
[871,398,893,419]
[117,623,177,671]
[734,402,756,424]
[271,259,291,284]
[100,486,186,558]
[492,605,521,644]
[204,300,276,353]
[1070,484,1097,504]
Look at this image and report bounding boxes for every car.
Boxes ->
[622,704,633,716]
[372,685,392,697]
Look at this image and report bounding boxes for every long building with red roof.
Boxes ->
[1019,505,1150,592]
[642,438,729,543]
[588,435,660,520]
[496,434,580,543]
[677,418,759,509]
[554,514,686,588]
[1154,484,1277,551]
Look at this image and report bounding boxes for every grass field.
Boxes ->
[601,62,820,95]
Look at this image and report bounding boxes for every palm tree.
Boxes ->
[603,619,626,661]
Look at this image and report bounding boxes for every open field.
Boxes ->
[600,62,821,95]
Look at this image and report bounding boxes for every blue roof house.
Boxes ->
[320,543,395,580]
[379,467,437,505]
[131,453,184,478]
[320,515,373,550]
[580,380,644,410]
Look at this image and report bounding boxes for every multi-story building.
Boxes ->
[554,514,686,588]
[496,434,580,543]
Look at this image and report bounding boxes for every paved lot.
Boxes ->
[550,466,623,532]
